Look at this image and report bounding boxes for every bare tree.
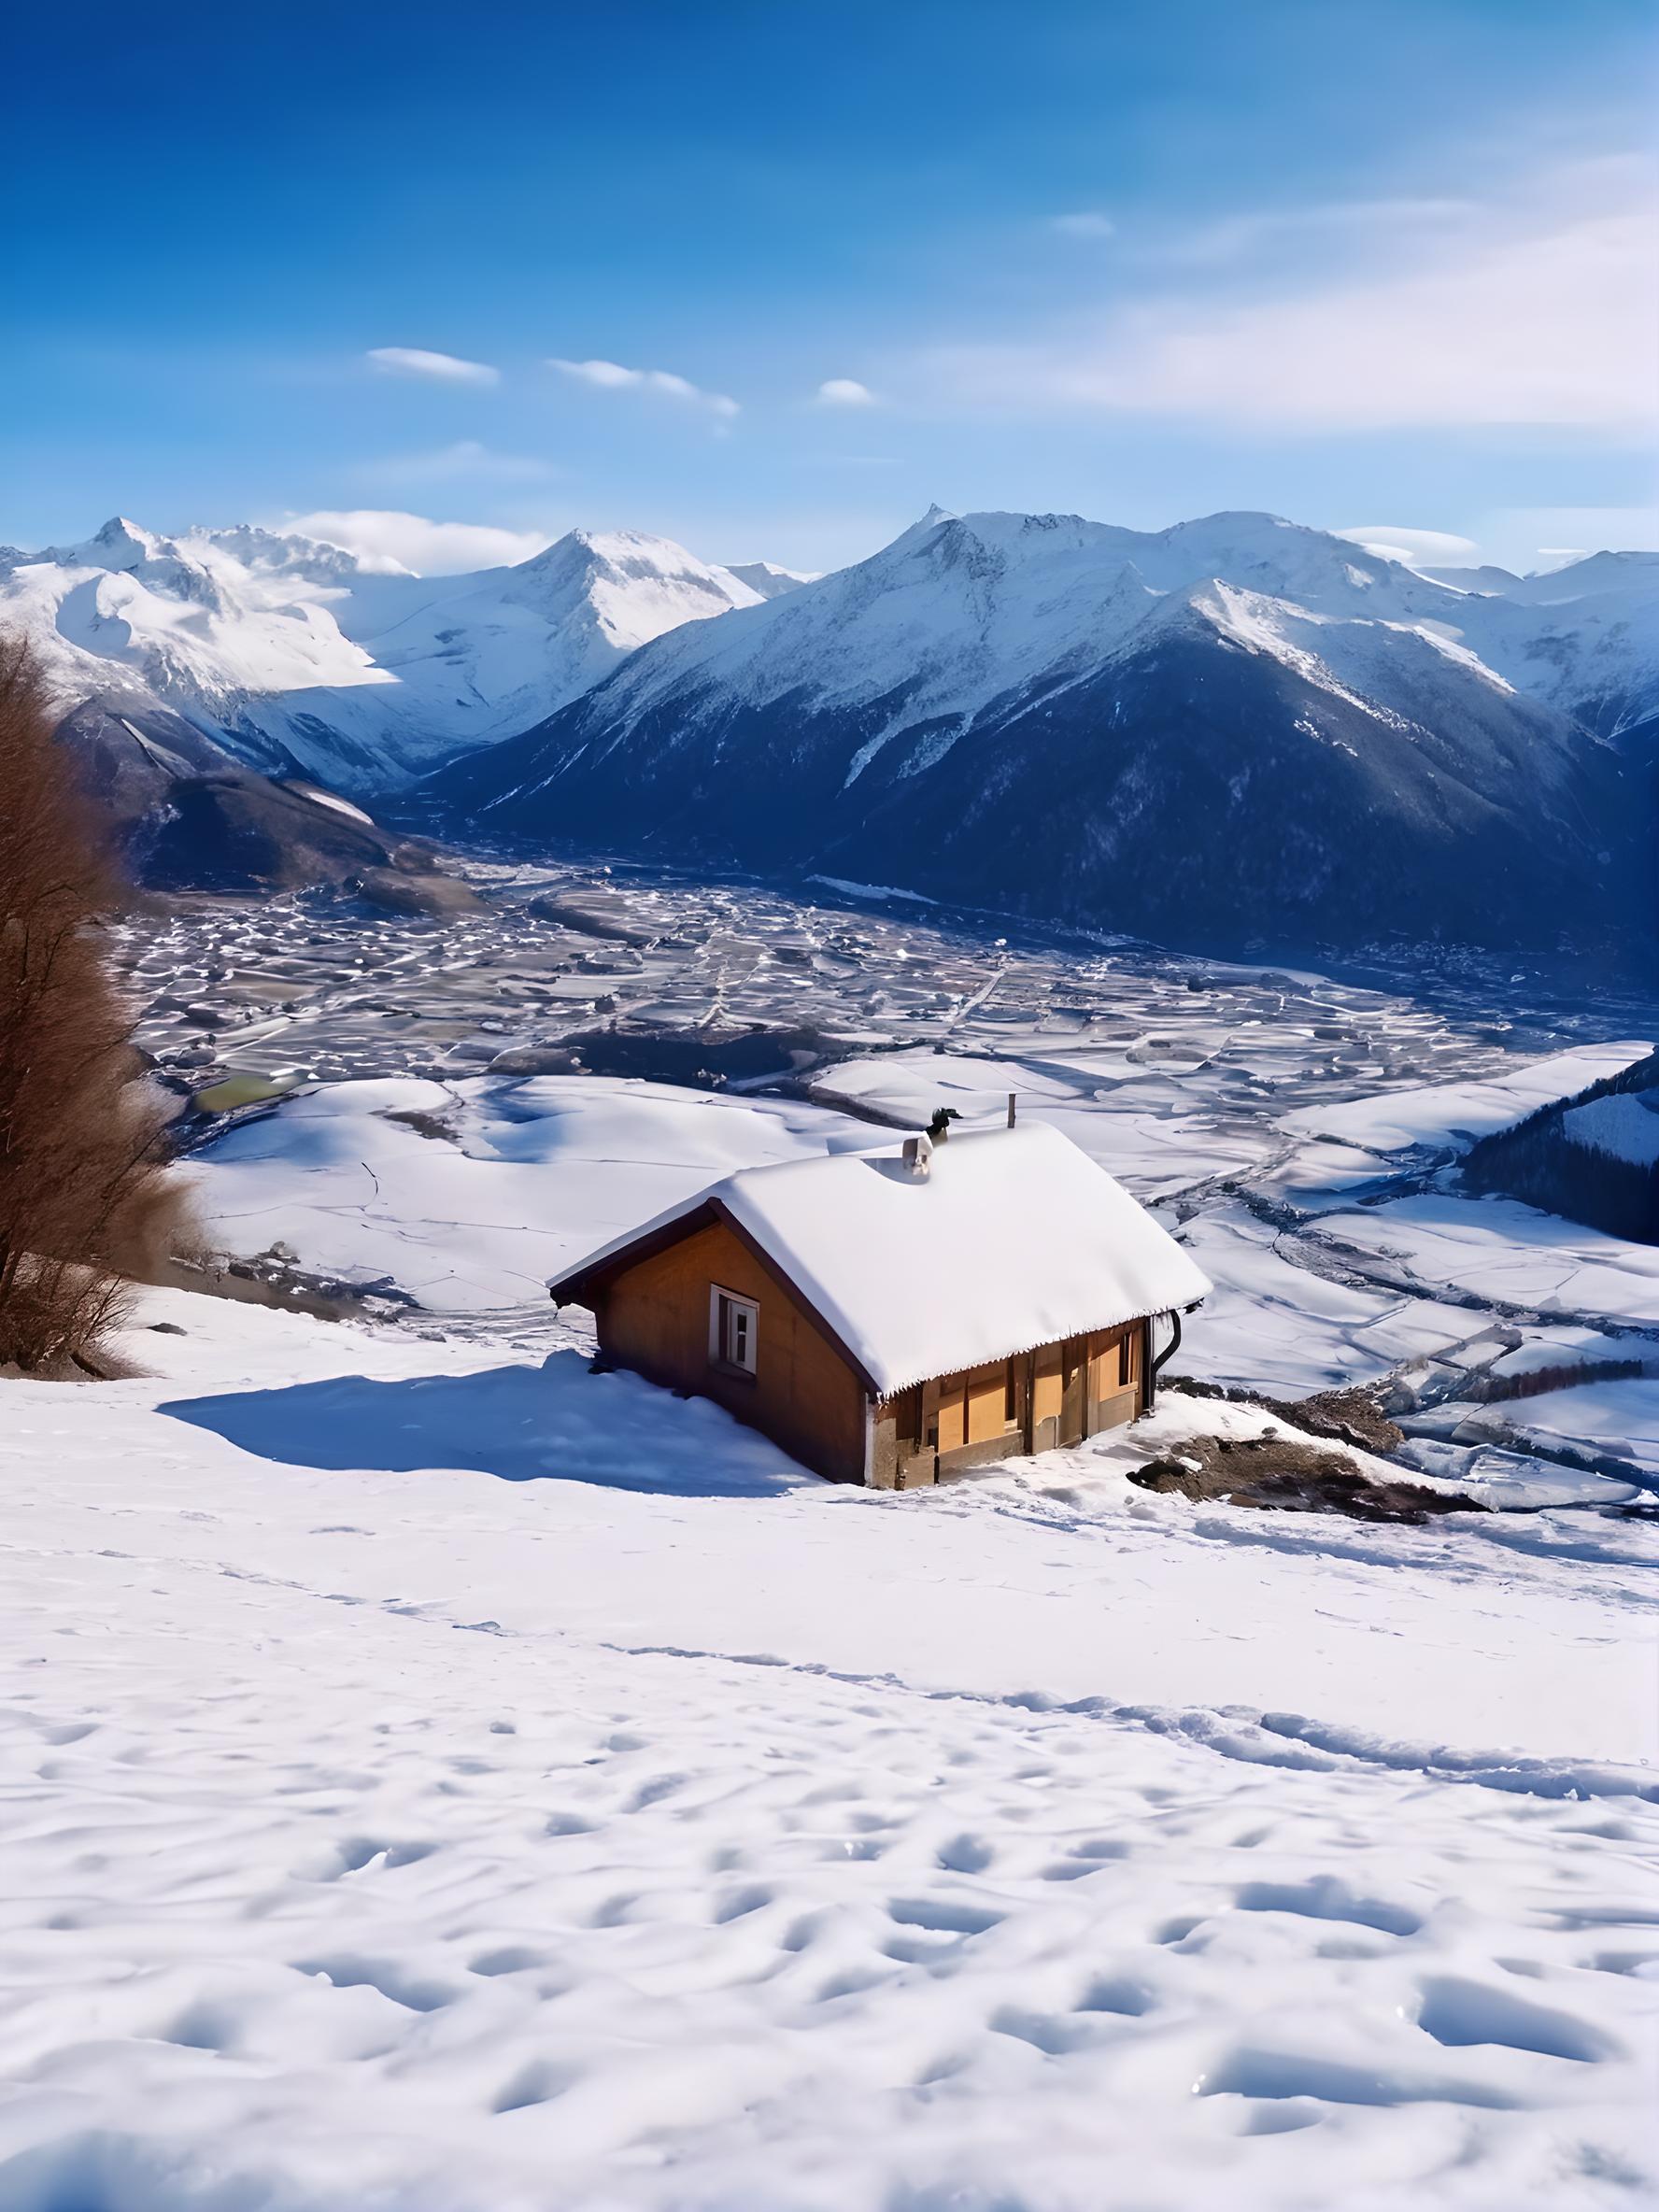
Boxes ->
[0,635,191,1372]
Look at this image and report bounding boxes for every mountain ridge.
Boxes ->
[424,504,1652,961]
[0,517,768,789]
[7,499,1654,957]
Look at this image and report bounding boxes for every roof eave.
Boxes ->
[867,1295,1207,1403]
[547,1196,720,1307]
[546,1191,885,1399]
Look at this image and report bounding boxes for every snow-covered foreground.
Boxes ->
[2,1293,1655,2211]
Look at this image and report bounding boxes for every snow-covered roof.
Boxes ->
[550,1121,1211,1397]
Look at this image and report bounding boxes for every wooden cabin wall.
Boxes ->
[900,1318,1156,1479]
[1085,1323,1141,1433]
[591,1219,870,1484]
[923,1363,1014,1458]
[1032,1342,1065,1430]
[968,1363,1011,1444]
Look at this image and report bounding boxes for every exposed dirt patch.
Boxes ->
[155,1249,414,1325]
[1166,1377,1405,1453]
[383,1108,461,1143]
[1280,1385,1406,1454]
[1128,1433,1480,1524]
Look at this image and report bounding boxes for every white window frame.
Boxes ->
[708,1284,759,1377]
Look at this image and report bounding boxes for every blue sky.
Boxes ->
[6,0,1655,574]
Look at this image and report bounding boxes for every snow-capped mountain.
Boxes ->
[428,507,1652,958]
[1,518,764,789]
[722,560,817,600]
[1417,550,1659,747]
[10,500,1653,953]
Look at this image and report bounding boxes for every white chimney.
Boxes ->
[901,1132,933,1180]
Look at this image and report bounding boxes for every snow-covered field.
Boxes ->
[2,1292,1655,2212]
[5,873,1657,2208]
[192,1077,873,1312]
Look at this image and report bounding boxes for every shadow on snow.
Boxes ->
[159,1348,812,1498]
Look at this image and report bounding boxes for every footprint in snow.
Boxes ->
[1234,1876,1424,1937]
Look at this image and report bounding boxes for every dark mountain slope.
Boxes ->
[427,575,1642,960]
[52,688,473,906]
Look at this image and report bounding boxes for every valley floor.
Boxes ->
[1,1291,1654,2212]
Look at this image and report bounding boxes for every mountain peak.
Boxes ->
[516,526,753,594]
[878,504,958,556]
[81,516,163,569]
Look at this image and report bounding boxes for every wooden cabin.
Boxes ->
[548,1120,1211,1488]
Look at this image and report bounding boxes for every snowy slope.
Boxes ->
[0,1283,1653,2212]
[723,559,817,599]
[1562,1091,1659,1167]
[1414,549,1659,743]
[7,968,1658,2205]
[431,508,1646,957]
[0,518,762,789]
[191,1075,882,1310]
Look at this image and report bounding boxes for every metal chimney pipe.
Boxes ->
[1007,1092,1016,1127]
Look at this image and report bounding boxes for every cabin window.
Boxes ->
[709,1285,759,1377]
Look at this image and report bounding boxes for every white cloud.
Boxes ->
[547,358,740,418]
[929,158,1658,432]
[280,509,550,574]
[354,441,559,489]
[365,347,501,388]
[815,378,879,407]
[1051,211,1116,240]
[1337,525,1481,568]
